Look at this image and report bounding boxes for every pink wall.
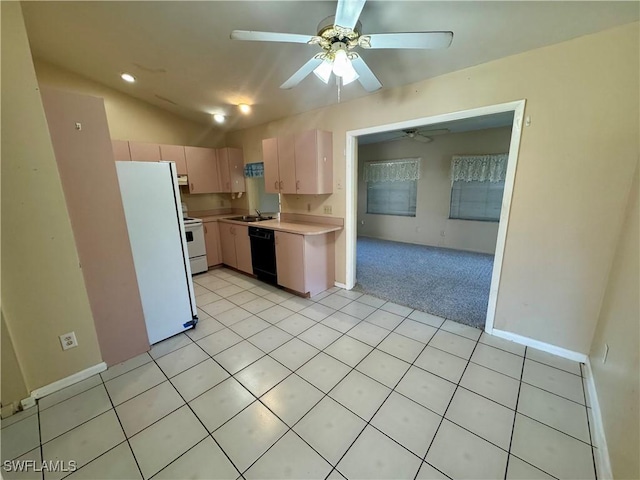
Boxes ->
[41,87,149,365]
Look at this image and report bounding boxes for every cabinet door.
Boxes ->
[204,221,222,267]
[184,147,221,193]
[262,138,280,194]
[294,130,333,194]
[217,148,231,193]
[275,231,305,292]
[219,222,237,267]
[234,225,253,274]
[159,144,187,175]
[129,142,161,162]
[228,148,246,193]
[112,140,131,161]
[277,134,297,194]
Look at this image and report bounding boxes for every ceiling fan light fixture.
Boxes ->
[313,60,333,84]
[341,60,359,85]
[213,113,225,124]
[332,48,350,77]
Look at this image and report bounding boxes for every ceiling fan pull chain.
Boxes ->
[337,76,342,103]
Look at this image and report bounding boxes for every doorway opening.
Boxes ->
[345,100,525,333]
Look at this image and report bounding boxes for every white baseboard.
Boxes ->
[334,282,348,289]
[583,359,612,479]
[31,362,107,400]
[491,328,588,363]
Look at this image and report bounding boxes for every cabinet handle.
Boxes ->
[190,182,194,190]
[204,225,208,234]
[296,180,300,191]
[275,181,279,190]
[279,181,283,190]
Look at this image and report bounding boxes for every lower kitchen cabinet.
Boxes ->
[275,231,335,297]
[219,222,253,274]
[203,220,222,267]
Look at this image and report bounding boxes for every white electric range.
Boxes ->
[182,215,207,275]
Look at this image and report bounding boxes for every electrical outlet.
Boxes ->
[602,343,609,363]
[59,332,78,350]
[324,205,332,214]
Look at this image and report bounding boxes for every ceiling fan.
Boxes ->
[379,128,450,143]
[230,0,453,92]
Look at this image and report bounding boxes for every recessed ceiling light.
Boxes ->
[120,73,136,83]
[213,114,225,124]
[238,104,251,114]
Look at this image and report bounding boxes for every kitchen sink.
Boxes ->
[227,215,273,223]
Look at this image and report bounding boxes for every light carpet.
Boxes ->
[354,237,494,329]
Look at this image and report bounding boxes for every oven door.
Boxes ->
[183,223,206,259]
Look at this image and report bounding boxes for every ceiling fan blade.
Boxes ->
[364,31,453,49]
[413,134,433,143]
[334,0,366,30]
[417,128,450,136]
[231,30,315,44]
[350,54,382,92]
[280,56,324,89]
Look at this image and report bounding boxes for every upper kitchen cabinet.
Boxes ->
[294,130,333,194]
[159,144,187,175]
[262,130,332,195]
[263,135,296,194]
[129,141,162,162]
[217,147,245,193]
[112,139,131,161]
[184,146,220,193]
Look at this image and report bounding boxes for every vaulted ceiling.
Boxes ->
[22,1,639,131]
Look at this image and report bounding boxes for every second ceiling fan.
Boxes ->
[231,0,453,92]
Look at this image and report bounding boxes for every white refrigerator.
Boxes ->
[116,161,198,344]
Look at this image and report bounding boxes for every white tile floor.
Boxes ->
[1,267,598,480]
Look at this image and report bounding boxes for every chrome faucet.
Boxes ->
[255,209,262,217]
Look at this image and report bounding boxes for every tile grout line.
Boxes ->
[99,370,146,480]
[581,363,599,480]
[412,328,483,480]
[326,310,461,479]
[37,404,44,480]
[147,353,245,479]
[503,345,528,480]
[49,375,148,480]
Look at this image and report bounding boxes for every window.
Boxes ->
[367,180,417,216]
[449,153,508,222]
[364,158,420,217]
[450,179,504,221]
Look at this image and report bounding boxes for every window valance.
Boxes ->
[363,158,421,183]
[244,162,264,178]
[451,154,508,183]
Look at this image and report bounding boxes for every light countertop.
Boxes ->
[193,214,342,235]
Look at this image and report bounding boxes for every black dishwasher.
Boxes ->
[249,227,277,285]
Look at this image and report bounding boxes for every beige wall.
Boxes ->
[1,313,28,412]
[33,60,234,216]
[357,127,511,253]
[226,22,639,354]
[34,59,225,148]
[588,161,639,480]
[1,3,102,393]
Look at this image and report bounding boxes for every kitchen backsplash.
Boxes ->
[180,191,231,212]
